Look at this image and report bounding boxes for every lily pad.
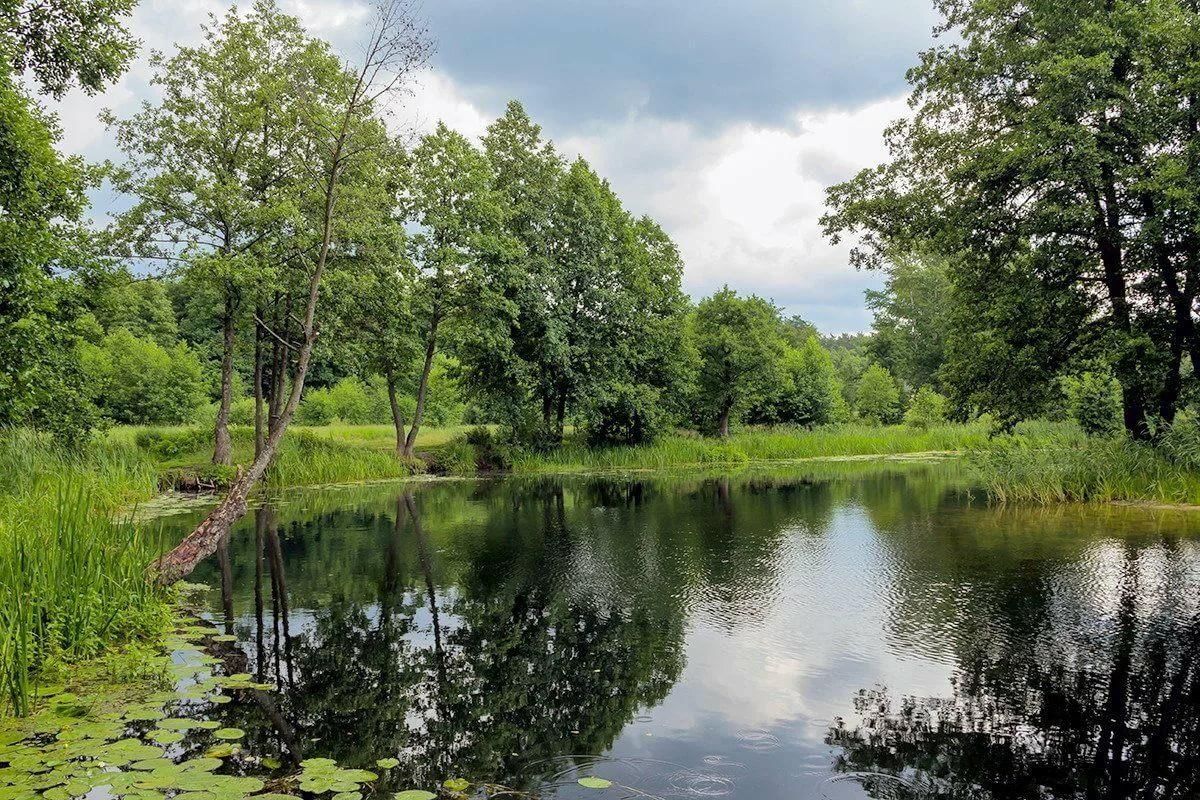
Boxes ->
[393,792,437,800]
[210,635,237,643]
[212,728,244,741]
[578,777,613,790]
[443,778,470,792]
[375,758,399,770]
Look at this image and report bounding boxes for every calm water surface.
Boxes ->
[157,466,1200,799]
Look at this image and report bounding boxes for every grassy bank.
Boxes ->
[967,428,1200,505]
[0,432,172,716]
[509,423,993,473]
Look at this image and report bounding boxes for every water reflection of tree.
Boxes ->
[252,486,690,790]
[828,545,1200,799]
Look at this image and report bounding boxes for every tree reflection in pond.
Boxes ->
[829,543,1200,799]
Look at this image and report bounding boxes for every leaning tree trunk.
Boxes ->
[402,314,439,459]
[213,288,236,465]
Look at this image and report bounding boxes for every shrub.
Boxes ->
[1060,370,1122,437]
[134,426,211,459]
[903,387,948,429]
[855,364,901,424]
[464,425,511,471]
[81,328,206,424]
[585,384,668,446]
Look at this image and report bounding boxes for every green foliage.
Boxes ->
[0,68,95,444]
[81,267,179,346]
[583,383,668,447]
[903,387,948,429]
[1060,370,1123,438]
[854,364,901,425]
[823,0,1200,438]
[751,335,841,427]
[133,427,212,460]
[693,288,785,435]
[866,251,951,392]
[0,0,137,97]
[80,329,206,424]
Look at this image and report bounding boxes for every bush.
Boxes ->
[134,426,212,459]
[81,328,206,424]
[585,384,668,446]
[1061,370,1122,437]
[903,387,948,429]
[464,425,511,471]
[855,364,901,424]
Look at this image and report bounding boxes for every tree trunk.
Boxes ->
[253,308,265,458]
[386,366,405,457]
[718,404,731,438]
[402,314,439,459]
[213,288,236,465]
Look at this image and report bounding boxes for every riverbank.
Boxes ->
[4,418,1193,716]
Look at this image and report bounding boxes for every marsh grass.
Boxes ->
[510,423,995,473]
[968,431,1200,505]
[0,432,170,716]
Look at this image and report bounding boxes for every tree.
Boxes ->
[0,0,137,444]
[865,251,952,392]
[156,0,432,584]
[693,288,785,437]
[0,70,95,443]
[855,363,900,425]
[401,123,514,458]
[456,101,564,440]
[823,0,1200,439]
[902,386,948,429]
[107,0,328,464]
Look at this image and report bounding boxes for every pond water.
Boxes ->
[156,465,1200,799]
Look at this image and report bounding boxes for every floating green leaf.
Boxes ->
[443,778,469,792]
[212,728,244,741]
[375,758,399,770]
[578,777,613,789]
[393,792,436,800]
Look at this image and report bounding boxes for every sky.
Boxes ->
[50,0,940,333]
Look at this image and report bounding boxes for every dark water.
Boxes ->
[157,466,1200,799]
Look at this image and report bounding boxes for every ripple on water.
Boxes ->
[734,729,782,752]
[666,769,736,797]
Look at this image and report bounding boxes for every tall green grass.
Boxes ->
[511,423,993,474]
[967,422,1200,505]
[0,431,170,716]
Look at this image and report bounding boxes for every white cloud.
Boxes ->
[559,97,906,330]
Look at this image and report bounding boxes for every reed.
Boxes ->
[0,432,170,716]
[966,425,1200,505]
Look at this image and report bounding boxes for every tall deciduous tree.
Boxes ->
[156,0,431,583]
[458,101,564,438]
[823,0,1200,438]
[402,123,514,458]
[693,288,785,437]
[107,0,326,464]
[865,251,952,393]
[0,0,137,443]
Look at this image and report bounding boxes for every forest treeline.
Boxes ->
[1,0,961,468]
